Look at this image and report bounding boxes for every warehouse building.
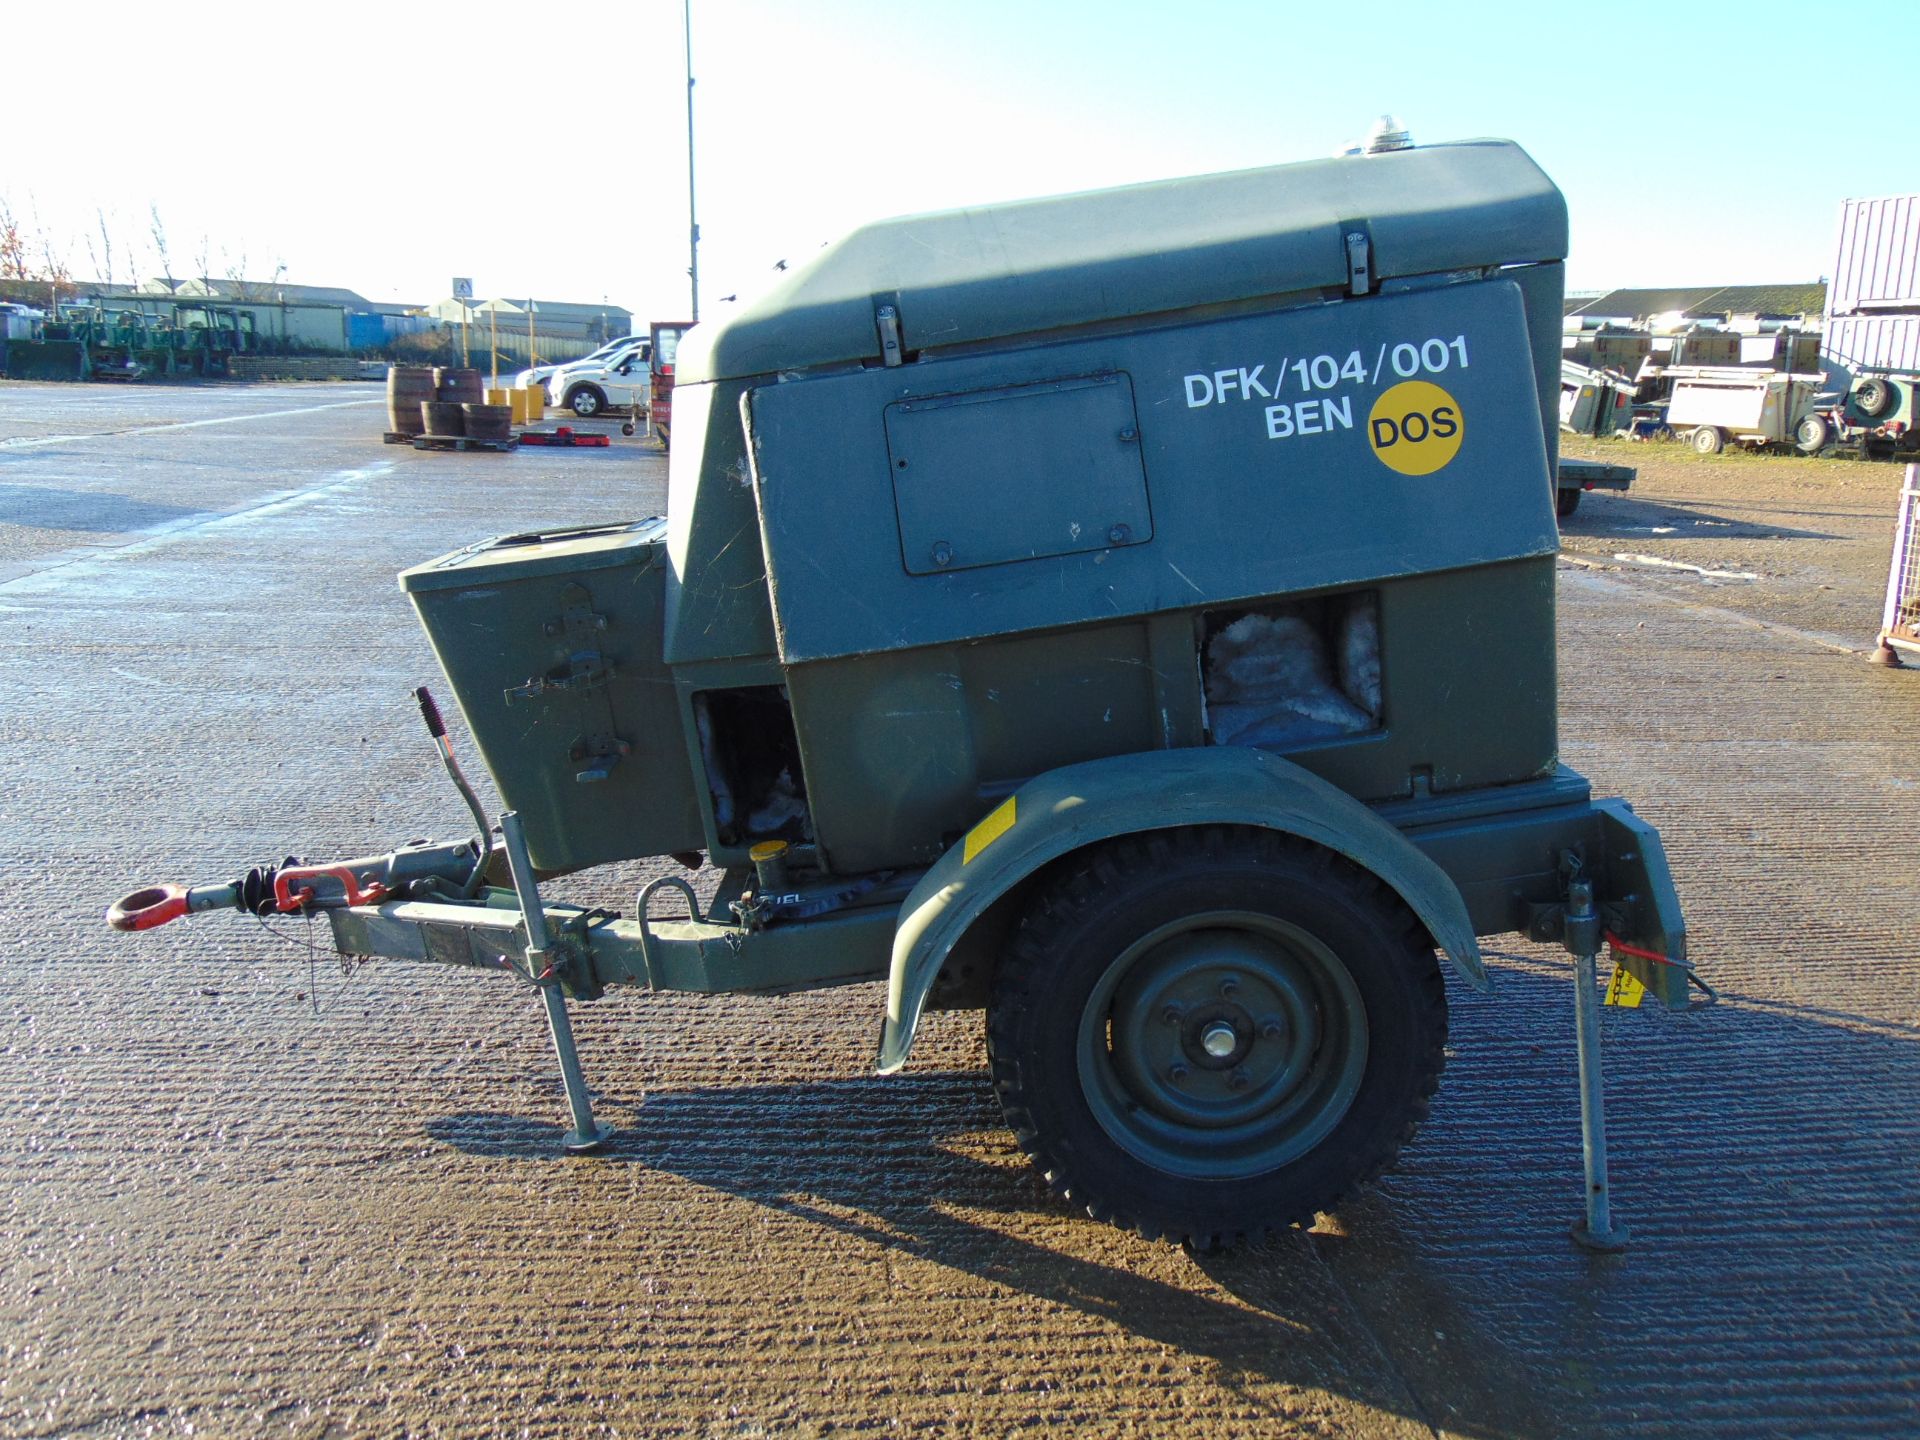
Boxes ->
[56,277,632,360]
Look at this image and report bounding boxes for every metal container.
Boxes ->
[1829,194,1920,314]
[1824,315,1920,376]
[400,520,705,871]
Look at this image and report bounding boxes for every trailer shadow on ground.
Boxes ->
[426,963,1920,1438]
[1560,491,1841,543]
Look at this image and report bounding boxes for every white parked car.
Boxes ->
[547,340,653,418]
[513,335,646,395]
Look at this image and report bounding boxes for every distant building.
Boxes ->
[1565,283,1827,330]
[53,277,632,359]
[423,295,635,348]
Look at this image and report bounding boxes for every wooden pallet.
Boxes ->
[408,433,517,453]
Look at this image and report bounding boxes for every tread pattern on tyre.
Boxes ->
[985,825,1447,1250]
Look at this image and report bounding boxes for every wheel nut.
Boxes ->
[1162,1004,1184,1027]
[1260,1018,1284,1041]
[1169,1062,1190,1082]
[1219,975,1240,998]
[1230,1068,1251,1092]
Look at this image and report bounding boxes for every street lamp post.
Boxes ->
[685,0,699,323]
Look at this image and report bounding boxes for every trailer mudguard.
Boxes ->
[877,747,1488,1073]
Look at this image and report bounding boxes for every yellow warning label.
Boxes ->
[1604,963,1647,1009]
[962,796,1017,865]
[1367,380,1464,476]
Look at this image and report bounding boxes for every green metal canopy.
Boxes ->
[680,139,1566,384]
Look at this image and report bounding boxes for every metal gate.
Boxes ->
[1878,465,1920,660]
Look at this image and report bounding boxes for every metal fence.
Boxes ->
[1878,465,1920,658]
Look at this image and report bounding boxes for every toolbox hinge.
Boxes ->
[1345,230,1373,297]
[875,304,904,367]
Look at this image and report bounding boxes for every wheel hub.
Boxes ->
[1078,911,1370,1180]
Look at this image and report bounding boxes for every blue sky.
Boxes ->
[10,0,1912,316]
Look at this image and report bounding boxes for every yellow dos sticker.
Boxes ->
[1368,380,1464,476]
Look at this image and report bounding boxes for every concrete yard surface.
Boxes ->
[2,385,1918,1438]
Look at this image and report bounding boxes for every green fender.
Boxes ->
[877,747,1489,1073]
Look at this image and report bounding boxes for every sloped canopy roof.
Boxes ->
[682,139,1567,383]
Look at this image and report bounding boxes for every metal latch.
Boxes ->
[875,304,903,367]
[1345,231,1372,297]
[505,653,613,701]
[570,734,631,784]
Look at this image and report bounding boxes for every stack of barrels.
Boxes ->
[386,365,512,442]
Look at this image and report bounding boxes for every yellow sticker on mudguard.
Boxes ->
[962,797,1017,864]
[1604,963,1647,1008]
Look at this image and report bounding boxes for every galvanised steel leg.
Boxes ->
[1565,879,1628,1252]
[500,810,612,1154]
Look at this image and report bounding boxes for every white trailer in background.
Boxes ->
[1660,366,1826,453]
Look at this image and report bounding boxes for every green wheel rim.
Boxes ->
[1075,910,1369,1180]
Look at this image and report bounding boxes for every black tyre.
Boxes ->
[1556,487,1582,519]
[986,827,1447,1248]
[657,424,671,452]
[1692,425,1725,455]
[1855,377,1895,419]
[565,383,607,417]
[1796,413,1833,454]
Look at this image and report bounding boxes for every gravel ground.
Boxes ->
[1,386,1916,1439]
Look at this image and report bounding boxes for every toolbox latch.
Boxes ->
[875,304,904,367]
[1345,230,1373,297]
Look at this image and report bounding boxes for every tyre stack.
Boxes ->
[385,366,435,437]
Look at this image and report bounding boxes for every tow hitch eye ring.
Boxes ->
[107,884,190,932]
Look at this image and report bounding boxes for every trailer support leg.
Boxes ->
[1564,878,1628,1252]
[500,810,612,1154]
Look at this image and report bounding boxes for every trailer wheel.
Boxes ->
[986,827,1446,1249]
[1556,487,1582,519]
[1692,425,1726,455]
[1855,377,1895,419]
[1796,414,1834,454]
[565,383,607,417]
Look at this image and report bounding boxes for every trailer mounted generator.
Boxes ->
[116,138,1692,1252]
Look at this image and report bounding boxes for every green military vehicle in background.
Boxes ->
[114,138,1690,1252]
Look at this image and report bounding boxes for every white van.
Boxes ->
[546,339,653,417]
[513,335,644,394]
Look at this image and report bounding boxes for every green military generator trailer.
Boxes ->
[114,138,1691,1252]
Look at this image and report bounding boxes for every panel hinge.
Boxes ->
[1345,231,1373,297]
[875,304,904,367]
